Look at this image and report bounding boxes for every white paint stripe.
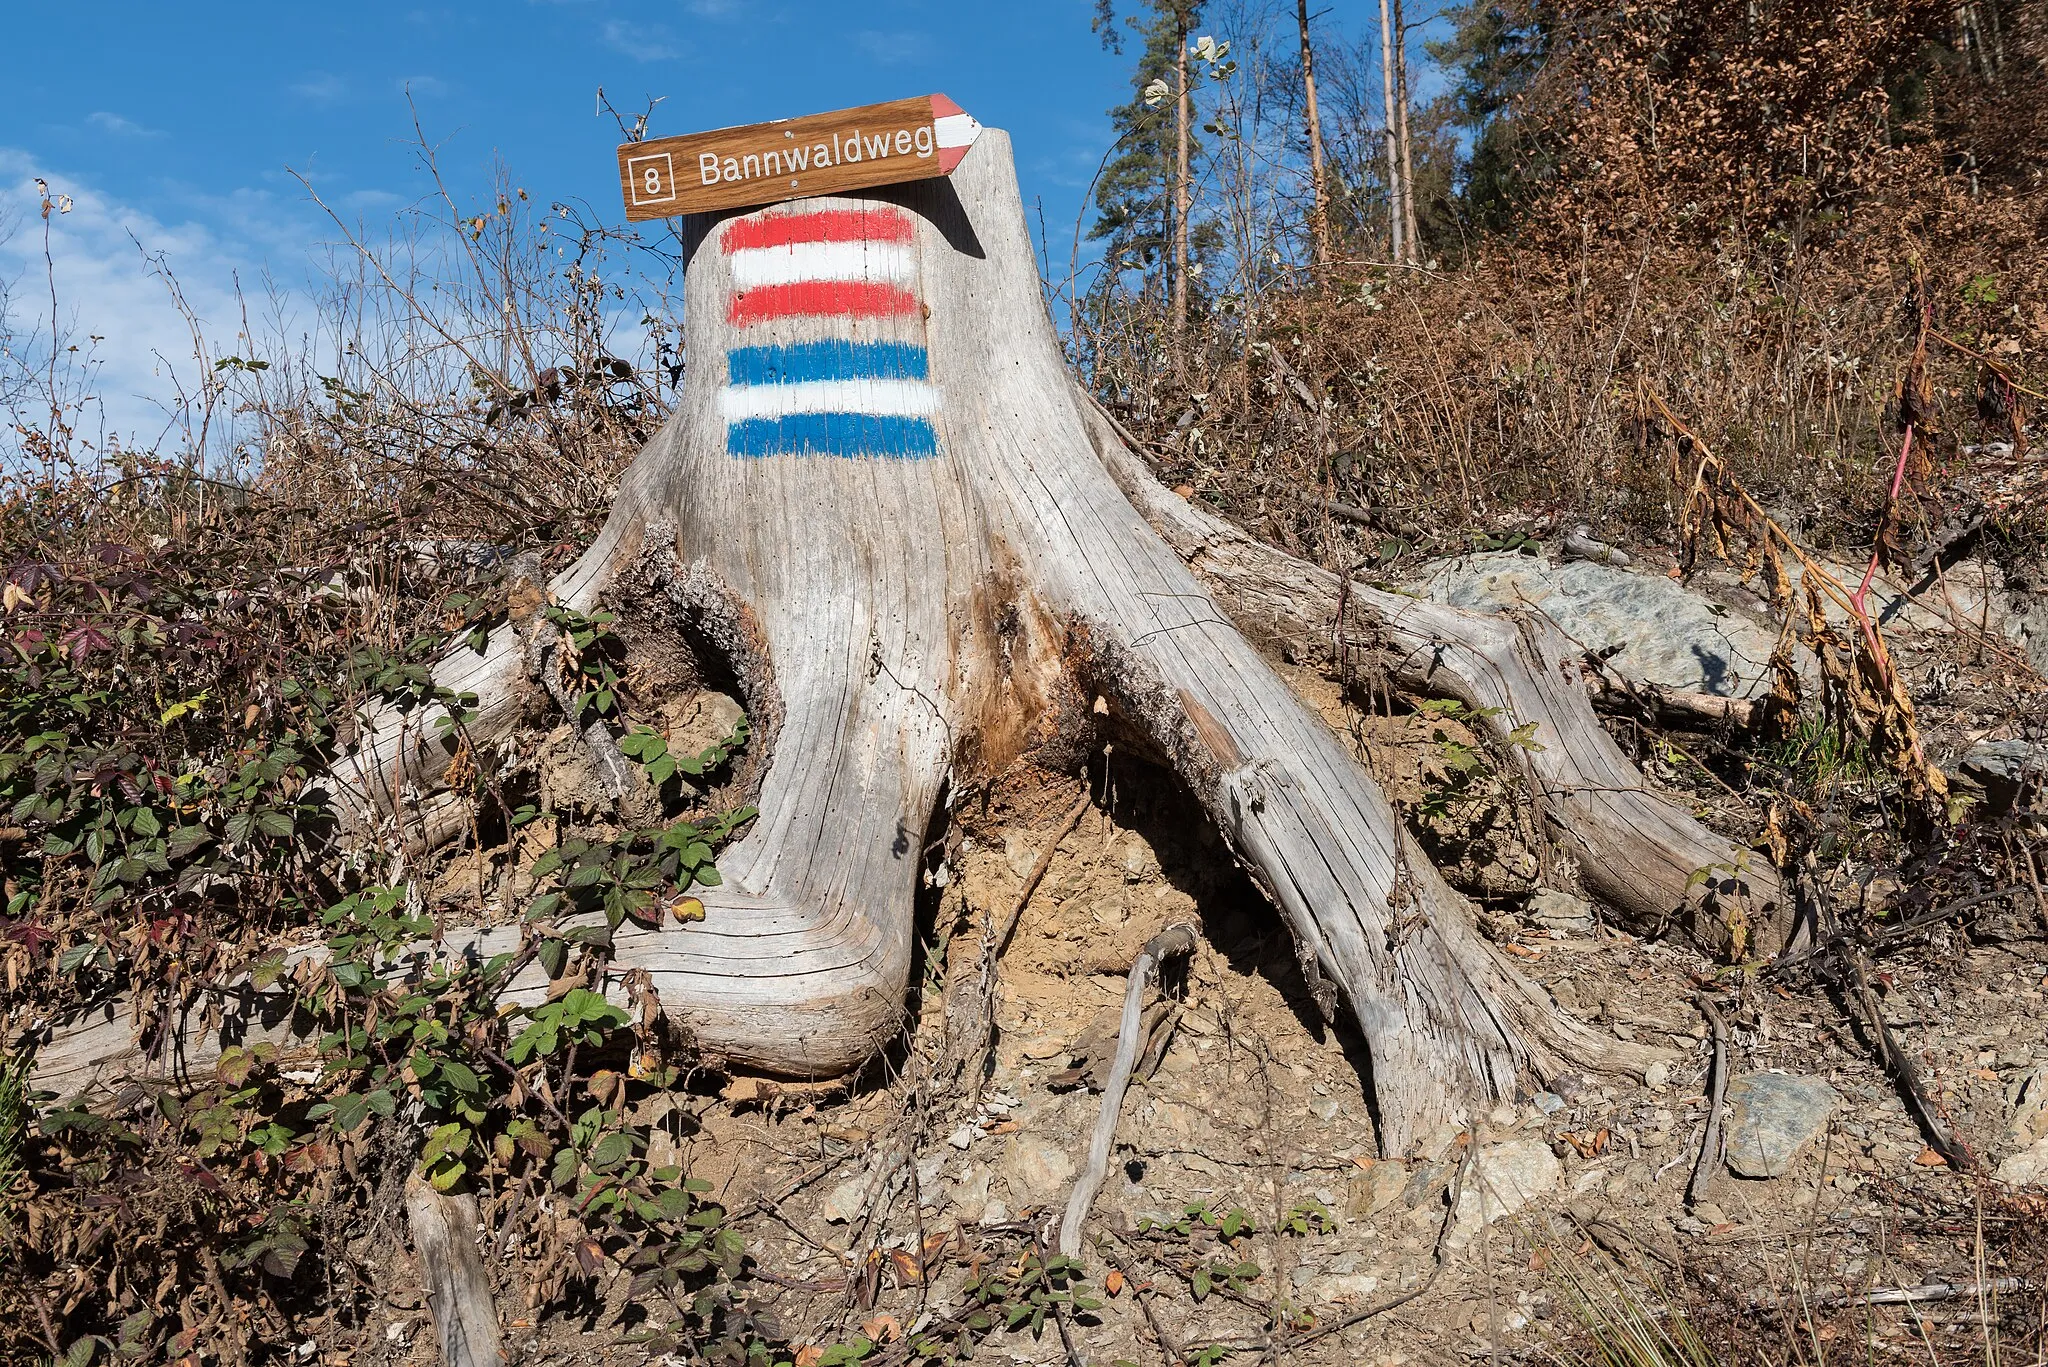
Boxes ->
[718,379,940,421]
[935,112,981,149]
[728,241,915,289]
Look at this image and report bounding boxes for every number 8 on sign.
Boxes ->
[626,152,676,208]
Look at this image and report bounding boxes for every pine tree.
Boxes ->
[1089,4,1192,286]
[1427,0,1554,229]
[1087,0,1227,374]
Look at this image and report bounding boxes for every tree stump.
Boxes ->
[38,130,1758,1155]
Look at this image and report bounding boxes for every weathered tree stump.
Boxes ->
[37,130,1767,1155]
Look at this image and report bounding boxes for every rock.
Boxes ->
[1346,1160,1413,1219]
[1953,741,2048,816]
[2007,1062,2048,1148]
[1410,553,1785,698]
[1993,1135,2048,1188]
[949,1166,993,1222]
[1549,1073,1590,1103]
[1527,889,1596,935]
[660,691,745,762]
[1313,1272,1382,1303]
[1723,1073,1841,1178]
[916,1152,947,1208]
[1002,830,1042,880]
[1119,832,1162,882]
[1532,1091,1566,1115]
[821,1167,877,1224]
[1002,1132,1079,1204]
[1643,1060,1671,1092]
[1309,1094,1344,1122]
[1445,1139,1565,1251]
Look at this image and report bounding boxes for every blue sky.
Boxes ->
[0,0,1385,447]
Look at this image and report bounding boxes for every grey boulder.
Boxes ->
[1723,1072,1841,1178]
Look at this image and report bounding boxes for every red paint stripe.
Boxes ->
[722,208,915,253]
[930,92,963,118]
[728,280,920,325]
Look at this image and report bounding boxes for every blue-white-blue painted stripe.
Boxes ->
[726,413,938,460]
[720,379,938,422]
[726,341,929,387]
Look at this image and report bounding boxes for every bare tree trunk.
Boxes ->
[1377,0,1406,265]
[1173,14,1193,379]
[39,131,1723,1157]
[1394,0,1421,262]
[1297,0,1331,270]
[406,1178,506,1367]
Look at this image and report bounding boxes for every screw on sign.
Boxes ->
[615,94,983,220]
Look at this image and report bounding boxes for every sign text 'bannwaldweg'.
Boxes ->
[616,94,983,220]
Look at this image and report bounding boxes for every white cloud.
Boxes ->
[855,29,933,65]
[86,112,165,139]
[292,73,348,104]
[0,150,305,457]
[602,18,678,60]
[342,188,404,212]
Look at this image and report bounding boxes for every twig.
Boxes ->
[1052,1301,1089,1367]
[1837,948,1982,1174]
[1688,993,1729,1208]
[523,622,639,805]
[995,790,1094,956]
[956,784,1096,1105]
[1286,1129,1477,1348]
[1770,884,2025,975]
[1100,1241,1184,1365]
[1058,924,1198,1256]
[1753,1278,2033,1310]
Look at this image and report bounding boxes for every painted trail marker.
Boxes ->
[617,94,983,221]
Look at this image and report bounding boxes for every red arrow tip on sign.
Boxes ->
[931,93,982,174]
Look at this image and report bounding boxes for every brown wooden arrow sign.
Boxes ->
[616,94,984,221]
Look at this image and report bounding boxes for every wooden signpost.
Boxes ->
[617,94,983,220]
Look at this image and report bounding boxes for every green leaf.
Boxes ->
[330,1093,370,1132]
[590,1130,635,1171]
[58,942,104,974]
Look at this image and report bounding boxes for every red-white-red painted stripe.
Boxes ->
[727,279,921,325]
[931,93,982,174]
[721,208,915,254]
[729,241,915,289]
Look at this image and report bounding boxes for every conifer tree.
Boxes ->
[1089,1,1226,376]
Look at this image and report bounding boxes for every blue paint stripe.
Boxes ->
[726,341,929,387]
[726,413,938,459]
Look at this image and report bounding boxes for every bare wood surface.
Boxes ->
[405,1177,507,1367]
[617,96,946,219]
[37,131,1669,1153]
[1079,396,1788,959]
[1687,993,1729,1207]
[1058,924,1196,1256]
